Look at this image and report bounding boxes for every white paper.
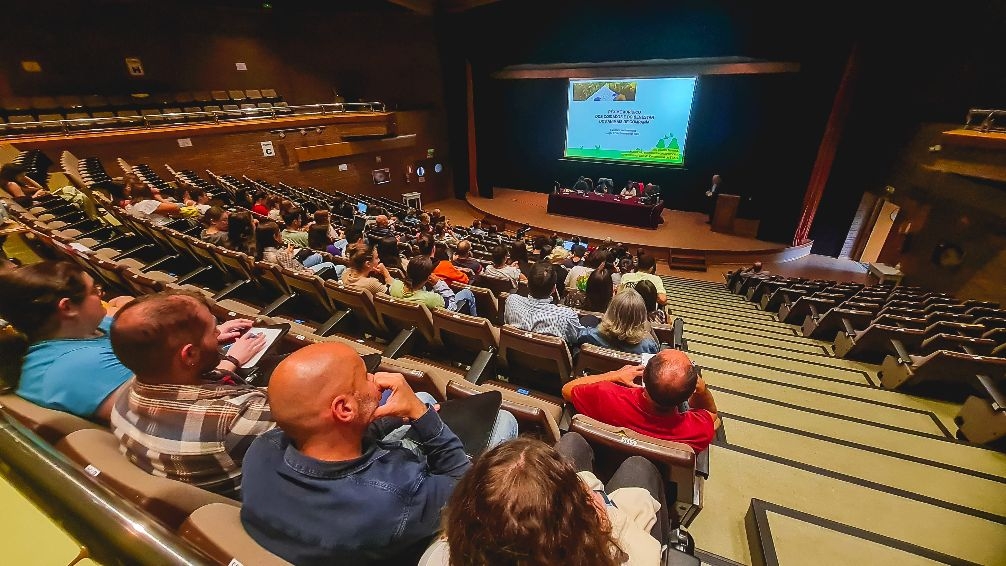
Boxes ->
[240,327,284,368]
[640,353,655,367]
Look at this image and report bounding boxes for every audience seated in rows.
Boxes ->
[366,214,397,244]
[109,292,270,498]
[421,435,663,566]
[504,262,585,345]
[241,342,516,564]
[565,248,608,291]
[390,255,477,316]
[227,210,257,256]
[578,289,659,354]
[564,265,614,313]
[1,162,48,207]
[280,209,311,248]
[562,349,717,453]
[430,240,470,285]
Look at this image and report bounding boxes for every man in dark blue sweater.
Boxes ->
[240,343,471,565]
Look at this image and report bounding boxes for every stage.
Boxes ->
[463,188,811,266]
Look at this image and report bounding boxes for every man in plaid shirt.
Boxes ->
[109,292,271,499]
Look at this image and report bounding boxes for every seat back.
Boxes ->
[841,325,925,362]
[498,325,573,395]
[921,334,996,356]
[373,293,437,345]
[56,429,237,529]
[569,414,701,526]
[477,274,517,295]
[323,281,387,337]
[279,268,337,317]
[432,309,499,361]
[446,379,561,444]
[377,358,446,402]
[179,504,292,566]
[0,394,104,444]
[574,343,642,376]
[254,260,294,296]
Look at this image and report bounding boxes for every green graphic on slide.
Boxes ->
[568,134,682,164]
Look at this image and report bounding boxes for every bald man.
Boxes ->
[366,213,396,244]
[109,292,271,498]
[240,343,472,565]
[562,349,717,452]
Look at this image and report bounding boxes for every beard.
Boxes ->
[199,345,223,374]
[354,389,379,425]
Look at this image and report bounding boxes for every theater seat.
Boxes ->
[955,393,1006,449]
[498,325,573,396]
[179,503,292,566]
[569,414,702,528]
[373,293,438,357]
[574,343,641,376]
[431,309,498,381]
[0,394,105,445]
[55,429,238,529]
[880,349,1006,400]
[834,324,924,362]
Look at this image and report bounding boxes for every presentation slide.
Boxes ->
[564,77,697,166]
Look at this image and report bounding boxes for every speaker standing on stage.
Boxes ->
[705,174,722,224]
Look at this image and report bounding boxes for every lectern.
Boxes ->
[712,194,740,233]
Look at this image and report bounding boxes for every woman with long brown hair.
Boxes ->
[421,435,663,565]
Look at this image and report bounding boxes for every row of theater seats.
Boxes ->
[728,271,1006,449]
[3,191,707,564]
[0,89,283,118]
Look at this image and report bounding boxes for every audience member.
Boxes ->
[251,192,269,217]
[377,235,406,272]
[389,255,477,316]
[432,241,470,285]
[562,244,587,269]
[452,240,483,275]
[257,221,339,279]
[265,194,282,221]
[617,253,667,305]
[0,261,133,421]
[582,266,615,312]
[1,163,48,207]
[367,214,397,244]
[109,292,270,497]
[241,343,472,564]
[280,209,310,248]
[565,248,606,291]
[482,245,525,288]
[562,349,717,452]
[504,262,584,344]
[635,279,667,324]
[200,206,231,247]
[125,182,184,226]
[509,240,532,277]
[422,436,662,566]
[341,240,394,296]
[226,210,257,256]
[469,219,487,236]
[578,289,659,354]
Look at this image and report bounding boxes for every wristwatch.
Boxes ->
[223,354,242,368]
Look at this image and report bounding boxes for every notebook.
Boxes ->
[436,390,503,459]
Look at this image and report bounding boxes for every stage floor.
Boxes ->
[467,188,782,252]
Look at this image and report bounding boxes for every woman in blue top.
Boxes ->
[578,288,659,354]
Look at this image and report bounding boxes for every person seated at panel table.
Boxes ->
[620,183,638,197]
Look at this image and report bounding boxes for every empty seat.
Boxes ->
[210,90,230,102]
[179,503,292,566]
[0,394,105,444]
[920,333,997,356]
[260,88,279,101]
[762,287,807,313]
[779,296,836,325]
[431,308,499,371]
[834,324,924,362]
[228,90,246,102]
[955,391,1006,449]
[244,89,264,101]
[323,280,389,338]
[881,349,1006,400]
[56,429,238,528]
[802,307,875,340]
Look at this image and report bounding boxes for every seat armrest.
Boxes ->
[973,374,1006,411]
[695,448,710,479]
[558,404,575,433]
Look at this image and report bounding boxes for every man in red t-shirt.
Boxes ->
[561,349,717,452]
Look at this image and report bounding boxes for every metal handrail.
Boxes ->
[0,411,213,565]
[0,101,387,138]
